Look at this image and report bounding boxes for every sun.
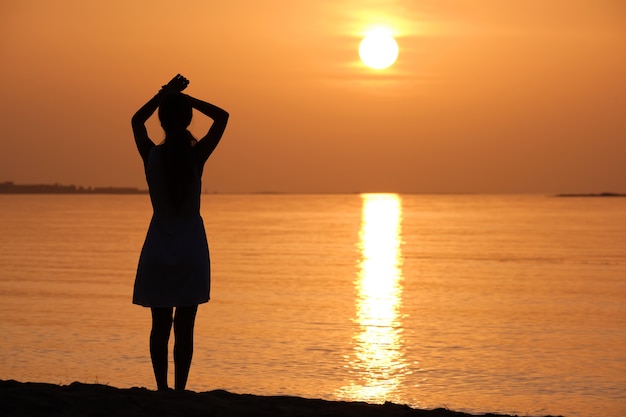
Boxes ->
[359,28,399,70]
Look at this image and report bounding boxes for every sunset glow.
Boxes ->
[1,1,625,193]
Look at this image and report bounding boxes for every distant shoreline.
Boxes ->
[0,181,147,195]
[2,181,624,197]
[555,192,626,198]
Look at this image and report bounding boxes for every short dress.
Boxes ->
[133,145,210,308]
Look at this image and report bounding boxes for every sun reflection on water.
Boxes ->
[338,193,408,402]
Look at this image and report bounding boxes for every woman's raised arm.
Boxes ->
[131,94,160,162]
[185,94,229,164]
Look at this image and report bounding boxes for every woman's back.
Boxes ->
[145,145,202,219]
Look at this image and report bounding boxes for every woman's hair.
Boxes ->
[158,92,197,211]
[158,92,193,133]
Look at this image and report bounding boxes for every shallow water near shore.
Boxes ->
[0,194,625,417]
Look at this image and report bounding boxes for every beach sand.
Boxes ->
[0,379,562,417]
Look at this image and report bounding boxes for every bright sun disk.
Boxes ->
[359,28,399,70]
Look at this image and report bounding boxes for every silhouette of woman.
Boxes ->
[131,74,229,391]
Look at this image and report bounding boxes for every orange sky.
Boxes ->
[1,0,624,193]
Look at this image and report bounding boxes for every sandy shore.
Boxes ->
[0,380,562,417]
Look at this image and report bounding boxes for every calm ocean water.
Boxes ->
[0,194,624,417]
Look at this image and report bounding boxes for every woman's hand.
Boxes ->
[161,74,189,93]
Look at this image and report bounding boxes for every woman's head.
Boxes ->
[158,92,192,134]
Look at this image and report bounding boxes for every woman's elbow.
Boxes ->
[220,109,230,123]
[131,113,147,129]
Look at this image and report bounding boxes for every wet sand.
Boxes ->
[0,380,562,417]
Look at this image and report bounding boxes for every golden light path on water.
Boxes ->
[338,193,409,403]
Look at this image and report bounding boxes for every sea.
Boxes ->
[0,193,624,417]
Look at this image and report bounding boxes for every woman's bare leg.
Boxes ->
[150,307,173,391]
[173,305,198,391]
